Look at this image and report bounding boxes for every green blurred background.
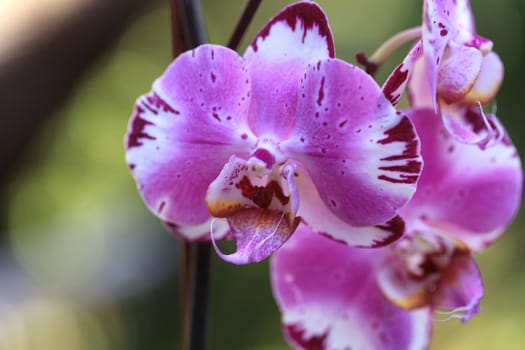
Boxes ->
[2,0,525,349]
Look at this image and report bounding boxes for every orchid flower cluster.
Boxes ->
[125,1,522,349]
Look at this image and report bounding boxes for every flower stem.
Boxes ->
[170,1,209,350]
[169,1,262,350]
[227,0,262,49]
[356,26,422,76]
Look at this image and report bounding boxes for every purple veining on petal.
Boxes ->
[400,108,522,251]
[284,58,422,228]
[285,324,327,350]
[127,106,156,149]
[383,41,423,108]
[212,208,299,265]
[125,44,257,241]
[145,92,180,114]
[383,65,409,106]
[127,93,181,149]
[243,2,335,139]
[377,116,421,185]
[251,2,335,57]
[370,215,406,248]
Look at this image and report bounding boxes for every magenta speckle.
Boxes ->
[210,72,216,82]
[317,76,325,106]
[158,201,166,214]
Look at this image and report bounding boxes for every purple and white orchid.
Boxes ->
[125,1,422,264]
[376,0,505,147]
[125,0,521,348]
[271,106,522,349]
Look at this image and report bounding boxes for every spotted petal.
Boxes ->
[401,108,522,251]
[448,0,476,34]
[376,232,482,322]
[125,44,256,240]
[383,41,423,106]
[422,0,456,107]
[207,156,300,264]
[271,226,433,350]
[243,1,335,139]
[293,166,405,247]
[282,58,422,227]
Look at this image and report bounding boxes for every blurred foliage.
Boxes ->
[4,0,525,349]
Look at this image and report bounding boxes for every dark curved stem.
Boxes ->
[169,1,262,349]
[169,1,209,350]
[227,0,262,50]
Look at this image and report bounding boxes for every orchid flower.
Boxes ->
[125,1,423,264]
[271,107,522,349]
[376,106,521,322]
[368,0,504,147]
[272,226,433,350]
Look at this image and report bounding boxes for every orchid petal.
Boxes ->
[407,56,433,108]
[463,51,504,105]
[207,157,300,264]
[433,253,483,322]
[449,0,476,34]
[383,41,423,106]
[163,217,230,242]
[437,44,482,104]
[401,109,522,251]
[294,166,405,247]
[377,232,482,322]
[440,103,498,146]
[422,0,455,108]
[283,59,422,227]
[271,227,433,350]
[125,45,256,240]
[243,1,335,139]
